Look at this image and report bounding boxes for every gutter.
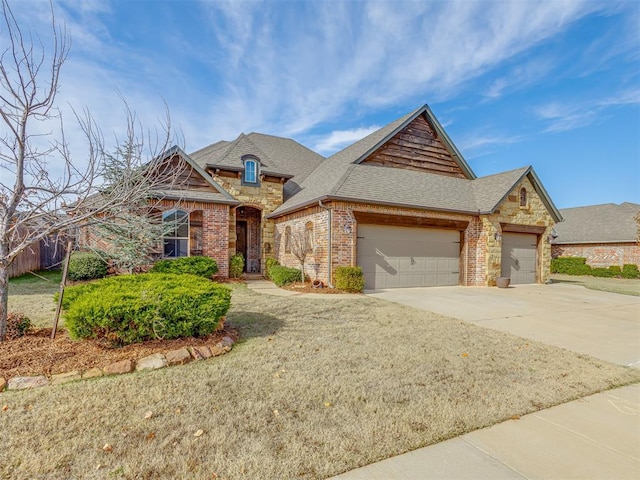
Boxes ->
[318,200,334,288]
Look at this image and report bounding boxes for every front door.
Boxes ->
[236,221,247,270]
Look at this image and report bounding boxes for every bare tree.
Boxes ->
[289,229,313,283]
[0,0,185,340]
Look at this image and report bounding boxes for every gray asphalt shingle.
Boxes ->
[552,203,640,244]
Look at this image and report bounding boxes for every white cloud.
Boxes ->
[534,89,640,132]
[313,126,381,155]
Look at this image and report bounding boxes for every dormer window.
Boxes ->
[242,156,259,185]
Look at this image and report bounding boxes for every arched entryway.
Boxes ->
[235,206,262,273]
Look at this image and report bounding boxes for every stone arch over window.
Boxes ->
[519,187,527,207]
[163,209,189,257]
[284,226,292,254]
[305,221,314,252]
[242,155,259,185]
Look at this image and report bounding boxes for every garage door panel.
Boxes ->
[357,225,460,289]
[501,232,537,284]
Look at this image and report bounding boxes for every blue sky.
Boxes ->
[14,0,640,208]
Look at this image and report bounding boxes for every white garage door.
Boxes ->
[501,233,537,284]
[357,225,460,290]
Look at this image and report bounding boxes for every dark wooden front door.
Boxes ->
[236,221,247,270]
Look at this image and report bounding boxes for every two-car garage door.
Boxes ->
[357,225,460,290]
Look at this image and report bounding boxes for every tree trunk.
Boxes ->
[0,265,8,341]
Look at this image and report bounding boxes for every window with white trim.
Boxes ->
[244,158,258,184]
[163,209,189,257]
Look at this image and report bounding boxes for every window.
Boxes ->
[519,187,527,207]
[284,226,291,253]
[305,221,314,252]
[243,157,258,184]
[163,209,189,257]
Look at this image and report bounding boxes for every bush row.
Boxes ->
[551,257,639,279]
[150,256,218,278]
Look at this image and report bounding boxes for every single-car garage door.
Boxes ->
[357,225,460,290]
[501,232,537,284]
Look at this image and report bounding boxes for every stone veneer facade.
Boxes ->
[211,173,285,273]
[479,177,556,285]
[273,177,556,286]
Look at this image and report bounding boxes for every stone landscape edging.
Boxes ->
[0,335,235,393]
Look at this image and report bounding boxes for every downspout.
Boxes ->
[318,200,334,288]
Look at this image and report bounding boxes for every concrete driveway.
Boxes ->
[366,283,640,367]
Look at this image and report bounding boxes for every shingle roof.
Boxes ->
[268,105,560,221]
[190,133,325,200]
[551,203,640,244]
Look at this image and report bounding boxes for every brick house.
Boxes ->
[122,105,562,288]
[551,203,640,268]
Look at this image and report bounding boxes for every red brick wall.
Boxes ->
[200,204,230,277]
[552,243,640,268]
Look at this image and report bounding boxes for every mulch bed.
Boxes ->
[282,282,359,294]
[0,326,238,381]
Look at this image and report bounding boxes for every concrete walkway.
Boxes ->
[330,383,640,480]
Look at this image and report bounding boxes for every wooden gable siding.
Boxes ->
[168,155,218,192]
[362,115,466,178]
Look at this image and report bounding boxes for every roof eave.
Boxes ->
[268,194,478,219]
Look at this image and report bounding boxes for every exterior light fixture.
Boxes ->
[494,232,502,241]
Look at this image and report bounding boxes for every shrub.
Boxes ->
[335,266,365,293]
[269,265,301,286]
[6,312,32,340]
[63,273,230,345]
[591,267,616,278]
[229,253,244,278]
[608,265,622,276]
[265,257,280,280]
[622,264,640,279]
[550,257,592,276]
[67,252,108,281]
[150,256,218,278]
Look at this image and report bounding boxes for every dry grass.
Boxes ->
[7,271,62,328]
[551,274,640,296]
[2,285,639,479]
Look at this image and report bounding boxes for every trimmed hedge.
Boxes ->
[335,266,365,293]
[550,257,592,276]
[622,264,640,279]
[150,256,218,278]
[68,252,108,281]
[608,266,622,276]
[229,253,244,278]
[265,257,280,280]
[63,273,230,345]
[591,267,616,278]
[269,265,301,286]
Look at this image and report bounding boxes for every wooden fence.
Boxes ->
[8,236,68,278]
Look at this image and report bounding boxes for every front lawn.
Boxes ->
[551,274,640,296]
[2,285,639,479]
[7,271,61,328]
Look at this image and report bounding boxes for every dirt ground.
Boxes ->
[0,325,237,380]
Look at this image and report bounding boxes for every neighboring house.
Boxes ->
[85,104,563,288]
[551,203,640,268]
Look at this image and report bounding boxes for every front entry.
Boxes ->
[235,206,261,273]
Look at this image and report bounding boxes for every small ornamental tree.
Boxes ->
[289,229,313,283]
